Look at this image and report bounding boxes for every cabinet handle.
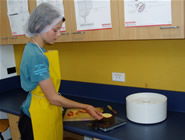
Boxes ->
[160,26,179,29]
[61,32,69,35]
[9,36,17,39]
[72,31,85,34]
[1,37,8,40]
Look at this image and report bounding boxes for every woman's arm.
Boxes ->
[39,78,103,120]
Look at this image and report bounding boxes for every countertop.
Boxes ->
[0,88,185,140]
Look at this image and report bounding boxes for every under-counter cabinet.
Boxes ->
[8,113,21,140]
[118,0,185,40]
[7,113,100,140]
[7,113,83,140]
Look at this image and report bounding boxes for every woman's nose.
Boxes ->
[57,31,62,38]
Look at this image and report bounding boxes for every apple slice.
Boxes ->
[102,113,112,118]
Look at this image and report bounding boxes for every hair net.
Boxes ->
[25,3,64,38]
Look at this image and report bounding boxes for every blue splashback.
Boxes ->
[1,76,185,113]
[60,80,185,113]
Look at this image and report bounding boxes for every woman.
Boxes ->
[18,3,102,140]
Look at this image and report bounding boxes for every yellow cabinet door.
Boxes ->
[118,0,184,40]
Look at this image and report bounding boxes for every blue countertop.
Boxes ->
[0,88,185,140]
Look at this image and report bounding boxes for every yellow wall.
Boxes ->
[14,39,185,92]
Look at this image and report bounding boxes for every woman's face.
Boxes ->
[41,20,63,44]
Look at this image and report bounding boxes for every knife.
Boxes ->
[107,105,117,115]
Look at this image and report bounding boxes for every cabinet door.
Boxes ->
[28,0,72,43]
[56,0,72,42]
[0,0,14,44]
[8,114,21,140]
[0,0,29,45]
[69,0,119,42]
[118,0,184,40]
[25,0,72,43]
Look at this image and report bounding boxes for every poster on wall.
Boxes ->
[37,0,66,32]
[7,0,30,36]
[124,0,172,27]
[74,0,112,31]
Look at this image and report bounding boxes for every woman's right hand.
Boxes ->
[84,105,103,120]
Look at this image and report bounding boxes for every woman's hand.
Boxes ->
[39,82,103,120]
[85,105,103,120]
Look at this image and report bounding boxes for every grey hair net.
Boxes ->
[25,3,64,38]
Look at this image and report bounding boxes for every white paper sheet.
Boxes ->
[7,0,30,36]
[124,0,172,27]
[74,0,112,31]
[8,11,29,36]
[37,0,66,31]
[7,0,29,15]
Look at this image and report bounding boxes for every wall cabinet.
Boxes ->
[0,0,119,44]
[0,0,184,45]
[118,0,185,40]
